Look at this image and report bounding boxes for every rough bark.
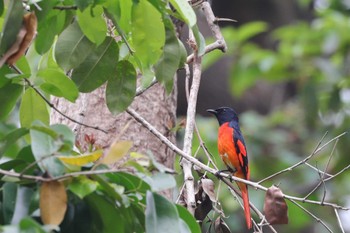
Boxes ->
[51,81,177,197]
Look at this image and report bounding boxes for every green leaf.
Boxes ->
[0,0,23,56]
[176,205,201,233]
[68,177,98,199]
[131,0,165,68]
[19,218,46,233]
[145,191,181,233]
[72,37,119,92]
[55,21,96,71]
[106,172,151,195]
[237,22,268,43]
[2,182,17,224]
[155,19,180,93]
[168,0,196,27]
[37,68,79,102]
[192,25,206,56]
[0,82,23,120]
[0,128,29,157]
[85,193,125,233]
[148,173,176,192]
[30,121,65,177]
[58,150,103,166]
[50,124,75,152]
[77,5,107,46]
[106,60,136,114]
[0,0,4,16]
[11,187,34,224]
[19,88,49,128]
[35,10,66,54]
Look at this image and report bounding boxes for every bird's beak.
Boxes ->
[206,109,217,115]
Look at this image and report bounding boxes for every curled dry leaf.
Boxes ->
[0,12,37,67]
[194,178,217,222]
[40,180,67,225]
[263,185,288,225]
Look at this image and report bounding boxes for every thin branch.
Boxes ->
[258,132,346,184]
[334,208,345,233]
[288,199,334,233]
[23,78,108,134]
[187,40,226,64]
[179,28,203,214]
[135,79,158,96]
[303,138,338,200]
[53,5,78,10]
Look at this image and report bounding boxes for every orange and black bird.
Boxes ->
[207,107,252,229]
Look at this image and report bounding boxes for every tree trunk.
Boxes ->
[51,81,177,198]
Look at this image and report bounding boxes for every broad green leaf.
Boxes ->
[176,205,201,233]
[68,177,98,199]
[19,218,46,233]
[2,182,17,224]
[145,191,181,233]
[58,150,103,166]
[148,173,176,192]
[0,82,23,120]
[19,88,49,128]
[0,0,23,56]
[168,0,196,27]
[0,128,29,156]
[106,60,136,114]
[37,68,79,102]
[91,174,123,202]
[30,121,65,176]
[85,193,125,233]
[55,21,95,71]
[192,25,206,56]
[155,19,180,93]
[40,180,67,225]
[131,0,165,68]
[72,37,119,92]
[77,5,107,46]
[101,140,133,165]
[11,186,34,225]
[35,10,66,54]
[0,65,12,87]
[106,172,151,195]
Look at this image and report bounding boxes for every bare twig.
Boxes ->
[180,29,203,214]
[334,208,345,233]
[288,199,334,233]
[136,79,158,96]
[53,5,78,10]
[258,132,346,184]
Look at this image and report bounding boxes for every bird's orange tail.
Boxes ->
[238,182,252,229]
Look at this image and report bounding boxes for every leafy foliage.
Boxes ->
[0,0,198,232]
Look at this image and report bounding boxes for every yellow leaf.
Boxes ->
[40,180,67,225]
[58,150,103,166]
[101,140,133,165]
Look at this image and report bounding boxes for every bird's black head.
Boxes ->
[207,107,239,126]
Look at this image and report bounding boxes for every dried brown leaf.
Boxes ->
[6,12,37,65]
[201,178,216,202]
[40,180,67,225]
[194,179,213,222]
[263,185,288,225]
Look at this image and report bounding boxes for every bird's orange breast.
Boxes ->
[218,123,241,172]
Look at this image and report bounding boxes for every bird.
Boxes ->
[207,107,252,229]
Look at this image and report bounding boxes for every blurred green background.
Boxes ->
[176,0,350,232]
